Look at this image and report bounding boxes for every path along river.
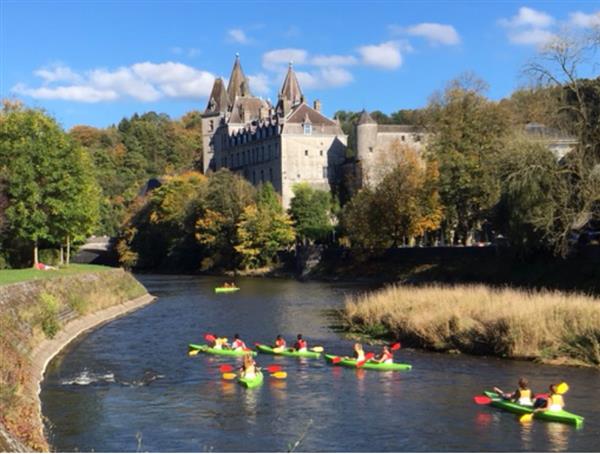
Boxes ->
[41,275,600,452]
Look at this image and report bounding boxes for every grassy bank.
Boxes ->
[342,284,600,367]
[0,268,148,451]
[0,264,111,286]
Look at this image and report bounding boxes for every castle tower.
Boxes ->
[200,77,229,172]
[277,62,304,116]
[227,53,251,104]
[356,109,377,161]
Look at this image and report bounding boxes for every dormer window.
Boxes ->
[304,124,312,135]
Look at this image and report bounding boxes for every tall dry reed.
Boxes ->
[343,284,600,366]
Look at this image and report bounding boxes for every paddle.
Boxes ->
[204,333,216,342]
[390,342,401,351]
[473,395,492,405]
[219,364,282,373]
[222,372,237,380]
[270,371,287,379]
[519,413,534,423]
[310,346,324,353]
[356,352,375,368]
[188,349,200,356]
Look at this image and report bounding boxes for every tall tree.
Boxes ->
[289,183,335,243]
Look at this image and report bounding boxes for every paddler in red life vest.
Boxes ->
[293,334,308,352]
[231,334,247,351]
[273,335,287,352]
[372,345,393,364]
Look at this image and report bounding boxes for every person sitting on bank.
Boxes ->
[293,334,308,352]
[274,335,286,351]
[240,353,257,379]
[534,383,566,412]
[231,334,247,351]
[372,345,393,364]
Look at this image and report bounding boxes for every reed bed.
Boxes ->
[342,284,600,366]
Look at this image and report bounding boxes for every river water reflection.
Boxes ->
[41,275,600,451]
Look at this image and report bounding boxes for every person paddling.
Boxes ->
[351,343,365,362]
[240,353,257,379]
[494,377,534,406]
[274,335,286,351]
[534,383,566,412]
[231,334,247,351]
[293,334,308,352]
[372,345,393,364]
[212,336,228,350]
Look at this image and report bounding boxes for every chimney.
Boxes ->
[313,99,321,112]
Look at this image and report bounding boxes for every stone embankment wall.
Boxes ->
[0,269,154,452]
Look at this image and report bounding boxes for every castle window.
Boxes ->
[304,124,312,135]
[320,150,323,157]
[209,120,214,132]
[305,150,309,156]
[261,169,264,182]
[401,135,405,141]
[268,145,272,159]
[369,147,373,153]
[253,170,256,184]
[261,146,265,161]
[323,166,328,178]
[415,135,421,142]
[269,168,273,181]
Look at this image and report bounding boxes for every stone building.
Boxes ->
[354,109,428,187]
[201,56,347,208]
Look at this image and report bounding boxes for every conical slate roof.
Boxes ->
[205,77,229,113]
[357,109,377,125]
[227,54,251,103]
[279,62,303,106]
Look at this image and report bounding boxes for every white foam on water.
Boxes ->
[61,370,115,386]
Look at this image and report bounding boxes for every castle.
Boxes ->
[201,56,427,207]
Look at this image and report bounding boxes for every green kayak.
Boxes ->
[256,343,321,359]
[483,391,584,427]
[238,370,263,388]
[188,343,256,356]
[325,354,412,371]
[215,287,240,293]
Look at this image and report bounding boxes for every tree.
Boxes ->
[289,183,334,243]
[426,74,509,245]
[521,29,600,256]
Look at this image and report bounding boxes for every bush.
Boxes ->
[39,292,61,338]
[39,249,60,266]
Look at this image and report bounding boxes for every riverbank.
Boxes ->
[0,267,153,452]
[341,283,600,367]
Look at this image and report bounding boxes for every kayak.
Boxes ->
[325,354,412,371]
[238,370,263,388]
[256,343,321,359]
[188,343,256,356]
[483,391,584,427]
[215,287,240,293]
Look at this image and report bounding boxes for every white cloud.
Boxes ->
[12,61,216,103]
[499,7,555,28]
[34,64,82,84]
[499,7,557,47]
[310,54,357,66]
[569,11,600,28]
[170,47,201,57]
[262,48,308,71]
[247,73,270,95]
[227,29,250,45]
[357,41,402,69]
[508,28,557,46]
[403,23,460,45]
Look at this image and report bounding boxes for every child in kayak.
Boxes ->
[494,377,534,405]
[240,353,257,379]
[293,334,308,352]
[372,345,393,364]
[231,334,247,351]
[352,343,365,362]
[273,335,287,352]
[534,383,565,412]
[212,336,228,350]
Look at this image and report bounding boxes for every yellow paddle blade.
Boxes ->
[273,346,285,353]
[271,371,287,379]
[310,346,324,353]
[222,372,237,380]
[556,382,569,394]
[188,349,199,356]
[519,413,533,423]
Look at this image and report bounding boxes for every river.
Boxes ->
[41,275,600,452]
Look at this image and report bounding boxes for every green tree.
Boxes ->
[289,183,334,243]
[426,74,509,245]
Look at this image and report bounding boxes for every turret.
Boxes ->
[356,110,378,162]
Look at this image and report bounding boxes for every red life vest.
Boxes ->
[295,339,307,350]
[232,339,246,350]
[275,338,286,348]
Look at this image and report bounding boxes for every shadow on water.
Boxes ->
[41,275,600,452]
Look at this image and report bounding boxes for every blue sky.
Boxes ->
[1,1,599,129]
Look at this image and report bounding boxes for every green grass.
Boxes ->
[0,264,113,286]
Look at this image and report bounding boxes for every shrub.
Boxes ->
[39,292,61,338]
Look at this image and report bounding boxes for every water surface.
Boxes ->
[41,275,600,451]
